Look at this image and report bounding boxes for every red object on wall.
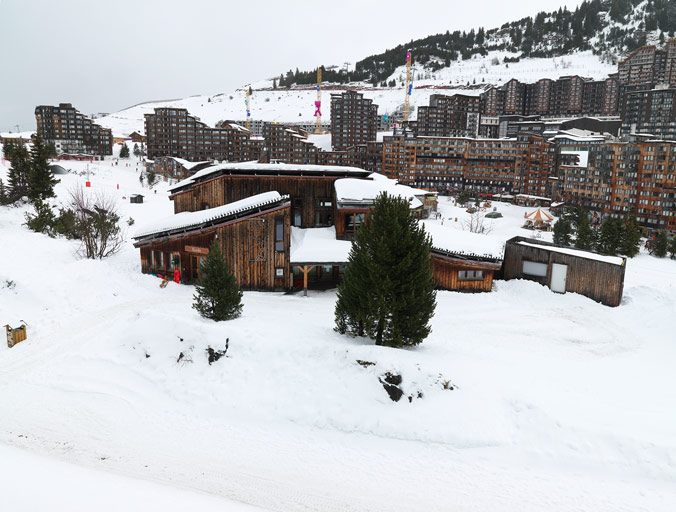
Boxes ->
[85,181,91,187]
[173,268,181,284]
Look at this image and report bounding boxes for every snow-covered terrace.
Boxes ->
[290,227,352,264]
[517,241,625,266]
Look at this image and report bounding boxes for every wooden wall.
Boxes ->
[170,174,339,228]
[137,204,291,291]
[502,238,625,306]
[431,253,498,292]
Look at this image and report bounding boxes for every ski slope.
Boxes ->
[1,150,675,511]
[97,50,616,137]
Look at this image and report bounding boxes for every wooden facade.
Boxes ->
[502,236,626,307]
[169,165,371,229]
[431,250,501,292]
[134,201,292,291]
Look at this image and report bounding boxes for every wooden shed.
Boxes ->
[431,249,502,293]
[130,194,144,204]
[502,236,626,307]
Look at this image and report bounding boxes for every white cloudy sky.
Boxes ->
[0,0,585,131]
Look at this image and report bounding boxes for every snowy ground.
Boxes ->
[97,50,616,137]
[1,150,676,511]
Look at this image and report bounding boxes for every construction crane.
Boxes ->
[244,86,253,131]
[314,66,323,134]
[402,50,413,124]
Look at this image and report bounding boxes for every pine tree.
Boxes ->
[119,143,130,158]
[335,193,436,348]
[27,134,58,205]
[553,216,573,246]
[0,179,7,205]
[574,211,595,250]
[4,140,31,201]
[668,236,676,259]
[193,242,243,321]
[650,230,669,258]
[620,217,641,257]
[597,217,623,255]
[133,143,141,157]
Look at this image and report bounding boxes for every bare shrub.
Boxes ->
[463,211,493,235]
[69,186,124,259]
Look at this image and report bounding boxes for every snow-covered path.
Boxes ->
[1,154,676,511]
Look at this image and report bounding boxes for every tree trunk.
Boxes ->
[375,315,385,346]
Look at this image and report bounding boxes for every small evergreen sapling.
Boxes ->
[574,211,596,250]
[27,134,58,205]
[553,216,572,246]
[620,217,642,257]
[119,143,130,158]
[193,242,243,321]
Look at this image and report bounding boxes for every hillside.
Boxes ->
[281,0,675,87]
[98,51,615,137]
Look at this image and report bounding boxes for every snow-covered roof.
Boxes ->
[421,221,505,260]
[517,241,624,265]
[168,161,370,192]
[334,173,434,209]
[167,157,212,170]
[290,227,352,264]
[516,194,551,202]
[550,129,607,143]
[134,191,287,239]
[306,133,332,152]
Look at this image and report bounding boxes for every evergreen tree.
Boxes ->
[4,140,31,201]
[133,143,141,157]
[553,216,573,246]
[335,193,436,348]
[193,242,243,321]
[574,210,595,250]
[119,143,130,158]
[27,134,58,205]
[0,179,8,205]
[668,236,676,259]
[620,217,641,257]
[650,230,669,258]
[597,217,623,255]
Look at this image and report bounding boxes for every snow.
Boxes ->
[517,241,626,266]
[560,149,590,167]
[2,147,676,511]
[168,157,212,170]
[94,51,617,138]
[290,226,351,263]
[134,191,285,238]
[334,174,429,209]
[0,443,264,512]
[168,161,370,193]
[422,220,505,259]
[306,133,332,151]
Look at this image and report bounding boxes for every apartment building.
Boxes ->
[330,91,378,150]
[35,103,113,156]
[618,39,676,94]
[144,108,261,162]
[261,123,319,164]
[416,94,481,137]
[556,134,676,232]
[381,130,555,197]
[620,85,676,140]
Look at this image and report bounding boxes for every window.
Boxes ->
[458,270,484,281]
[315,198,333,227]
[522,260,547,277]
[346,213,366,234]
[275,217,285,252]
[275,267,284,277]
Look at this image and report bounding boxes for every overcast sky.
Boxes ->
[0,0,586,132]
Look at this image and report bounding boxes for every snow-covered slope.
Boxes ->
[1,151,676,511]
[97,50,615,137]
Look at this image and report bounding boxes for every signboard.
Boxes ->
[185,245,209,255]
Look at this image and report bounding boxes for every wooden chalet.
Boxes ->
[333,175,438,239]
[133,192,292,291]
[431,249,502,292]
[502,236,626,306]
[167,162,371,229]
